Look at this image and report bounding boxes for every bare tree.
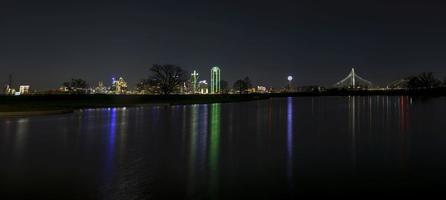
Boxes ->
[408,72,441,89]
[148,64,189,95]
[243,76,252,88]
[63,78,88,94]
[233,79,248,94]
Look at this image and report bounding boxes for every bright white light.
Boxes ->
[287,76,293,81]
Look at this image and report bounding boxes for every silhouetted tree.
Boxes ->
[243,76,252,89]
[407,72,441,89]
[147,64,189,95]
[233,76,253,94]
[233,80,246,94]
[220,80,229,94]
[63,78,88,94]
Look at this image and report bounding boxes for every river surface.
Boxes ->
[1,96,446,199]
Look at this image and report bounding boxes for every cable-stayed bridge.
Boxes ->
[334,68,372,88]
[386,78,409,89]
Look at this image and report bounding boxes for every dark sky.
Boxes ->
[1,0,446,89]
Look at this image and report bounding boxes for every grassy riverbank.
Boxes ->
[0,94,270,113]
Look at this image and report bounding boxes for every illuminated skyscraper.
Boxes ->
[210,66,221,94]
[19,85,30,95]
[112,77,128,94]
[198,80,209,94]
[191,70,199,93]
[95,81,107,94]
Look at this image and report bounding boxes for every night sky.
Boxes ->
[1,0,446,89]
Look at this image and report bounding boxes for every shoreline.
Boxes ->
[1,89,446,116]
[0,94,270,117]
[0,109,74,117]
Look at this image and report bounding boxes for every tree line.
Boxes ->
[406,72,445,89]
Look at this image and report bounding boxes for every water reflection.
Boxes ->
[186,103,221,199]
[286,97,293,185]
[188,105,199,195]
[209,103,221,199]
[109,108,117,148]
[118,108,129,162]
[89,107,131,198]
[346,96,412,176]
[397,96,410,173]
[104,108,117,186]
[399,96,409,132]
[198,104,208,178]
[14,118,29,163]
[2,97,445,198]
[187,104,208,197]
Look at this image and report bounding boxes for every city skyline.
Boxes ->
[3,2,446,198]
[2,64,445,91]
[2,1,446,89]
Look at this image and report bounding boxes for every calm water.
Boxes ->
[1,96,446,199]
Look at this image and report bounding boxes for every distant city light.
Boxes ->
[111,77,128,94]
[198,80,209,94]
[287,76,293,81]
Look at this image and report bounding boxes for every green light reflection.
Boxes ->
[209,103,221,199]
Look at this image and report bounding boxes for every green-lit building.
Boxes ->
[210,66,221,94]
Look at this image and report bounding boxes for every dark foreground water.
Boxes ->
[1,96,446,199]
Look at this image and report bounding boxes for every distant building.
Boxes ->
[256,86,267,93]
[95,81,107,94]
[3,85,9,95]
[4,85,15,95]
[198,80,209,94]
[191,70,199,94]
[247,88,256,93]
[210,66,221,94]
[19,85,30,95]
[112,77,128,94]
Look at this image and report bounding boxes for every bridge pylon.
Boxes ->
[334,67,372,88]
